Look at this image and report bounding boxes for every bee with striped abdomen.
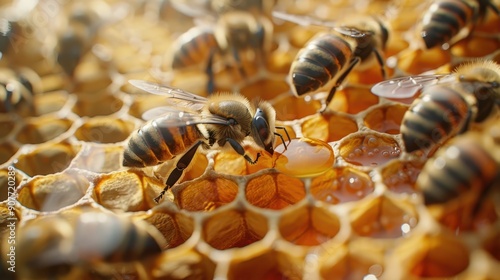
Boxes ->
[419,0,500,49]
[123,80,290,203]
[272,11,389,112]
[416,121,500,228]
[170,0,274,93]
[371,60,500,156]
[14,207,167,279]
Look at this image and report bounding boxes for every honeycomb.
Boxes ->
[1,0,500,279]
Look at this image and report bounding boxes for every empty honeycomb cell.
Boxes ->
[14,142,80,177]
[397,48,452,75]
[279,204,340,246]
[0,143,18,165]
[140,204,194,249]
[73,63,113,93]
[272,95,321,120]
[339,133,401,167]
[178,152,209,183]
[145,249,216,279]
[363,104,408,134]
[93,170,165,211]
[33,90,70,116]
[72,144,123,173]
[202,208,269,250]
[173,177,239,211]
[350,195,418,238]
[381,159,423,194]
[214,145,273,176]
[245,172,305,210]
[228,250,291,280]
[16,171,89,212]
[451,36,500,58]
[341,87,380,114]
[391,233,470,278]
[0,167,24,201]
[310,167,375,204]
[74,117,134,143]
[15,116,73,144]
[72,92,124,117]
[273,137,334,177]
[301,113,358,142]
[0,203,21,232]
[239,79,289,101]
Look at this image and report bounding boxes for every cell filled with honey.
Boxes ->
[381,159,423,194]
[239,78,289,101]
[339,132,401,167]
[310,167,375,204]
[273,137,334,178]
[301,113,358,142]
[245,171,305,210]
[363,104,408,134]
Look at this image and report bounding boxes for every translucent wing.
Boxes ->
[129,80,208,105]
[143,106,232,127]
[272,11,337,28]
[371,74,455,98]
[334,26,369,38]
[169,0,212,17]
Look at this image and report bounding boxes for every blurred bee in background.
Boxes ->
[13,207,167,279]
[419,0,500,49]
[416,121,500,228]
[371,60,500,156]
[56,4,102,77]
[272,11,389,112]
[0,20,14,60]
[123,80,290,203]
[0,66,41,114]
[169,0,275,94]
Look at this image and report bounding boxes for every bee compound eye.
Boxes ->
[253,115,270,142]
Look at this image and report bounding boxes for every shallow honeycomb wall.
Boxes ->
[1,0,500,279]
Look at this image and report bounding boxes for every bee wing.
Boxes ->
[371,74,454,98]
[169,0,212,18]
[129,80,208,105]
[272,11,337,28]
[143,106,231,127]
[334,26,368,38]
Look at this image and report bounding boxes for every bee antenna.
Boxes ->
[275,126,291,149]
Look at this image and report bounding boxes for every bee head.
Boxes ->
[250,101,276,155]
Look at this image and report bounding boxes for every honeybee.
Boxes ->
[13,207,167,279]
[0,67,41,113]
[272,11,389,112]
[371,60,500,155]
[170,1,274,93]
[123,80,290,203]
[419,0,500,49]
[416,122,500,227]
[0,20,13,59]
[56,4,102,76]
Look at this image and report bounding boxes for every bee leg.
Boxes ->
[232,48,247,79]
[373,48,386,79]
[275,126,292,149]
[154,140,206,203]
[226,138,260,164]
[320,56,361,113]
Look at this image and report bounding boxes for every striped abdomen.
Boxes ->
[172,28,218,69]
[421,0,475,49]
[290,33,352,96]
[401,85,471,154]
[123,115,204,167]
[417,137,497,205]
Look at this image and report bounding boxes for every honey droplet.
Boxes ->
[340,134,401,167]
[273,138,334,177]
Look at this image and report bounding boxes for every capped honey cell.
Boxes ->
[273,137,334,178]
[310,167,375,204]
[339,132,401,167]
[245,171,305,210]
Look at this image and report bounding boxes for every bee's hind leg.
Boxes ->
[154,140,208,203]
